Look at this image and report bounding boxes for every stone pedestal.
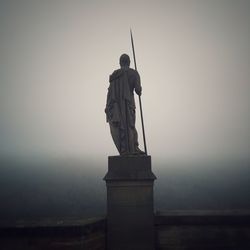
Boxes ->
[104,155,156,250]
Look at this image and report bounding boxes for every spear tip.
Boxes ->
[130,28,134,36]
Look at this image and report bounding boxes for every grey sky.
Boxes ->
[0,0,249,164]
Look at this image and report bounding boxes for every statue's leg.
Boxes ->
[125,104,144,154]
[131,112,144,154]
[128,108,140,153]
[109,123,121,154]
[109,122,127,154]
[133,126,139,148]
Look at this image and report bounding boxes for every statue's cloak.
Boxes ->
[105,68,141,154]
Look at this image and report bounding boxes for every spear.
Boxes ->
[130,29,148,155]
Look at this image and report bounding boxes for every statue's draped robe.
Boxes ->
[105,68,142,154]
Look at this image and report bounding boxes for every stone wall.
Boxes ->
[155,210,250,250]
[0,217,106,250]
[1,210,250,249]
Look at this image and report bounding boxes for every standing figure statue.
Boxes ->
[105,54,145,155]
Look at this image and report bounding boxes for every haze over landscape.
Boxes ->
[0,0,250,220]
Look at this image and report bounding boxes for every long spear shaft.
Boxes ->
[130,29,148,155]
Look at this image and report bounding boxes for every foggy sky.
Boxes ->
[0,0,250,164]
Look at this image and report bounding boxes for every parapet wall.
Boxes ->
[0,217,106,250]
[1,210,250,250]
[155,210,250,250]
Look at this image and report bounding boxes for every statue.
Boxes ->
[105,54,145,155]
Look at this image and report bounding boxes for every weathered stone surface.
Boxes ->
[0,217,106,250]
[155,210,250,250]
[104,155,156,180]
[1,211,250,249]
[104,155,156,250]
[105,54,144,155]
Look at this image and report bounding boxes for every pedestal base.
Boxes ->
[104,155,156,250]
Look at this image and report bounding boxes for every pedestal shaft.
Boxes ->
[104,156,156,250]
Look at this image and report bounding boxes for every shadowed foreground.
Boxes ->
[1,210,250,250]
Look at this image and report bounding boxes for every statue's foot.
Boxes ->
[120,151,130,156]
[120,148,146,156]
[134,148,146,155]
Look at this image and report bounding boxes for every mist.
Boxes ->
[0,0,250,220]
[0,158,250,221]
[1,0,250,162]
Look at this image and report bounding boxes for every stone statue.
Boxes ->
[105,54,145,155]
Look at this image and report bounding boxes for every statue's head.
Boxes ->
[119,54,130,67]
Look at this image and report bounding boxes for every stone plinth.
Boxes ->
[104,155,156,250]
